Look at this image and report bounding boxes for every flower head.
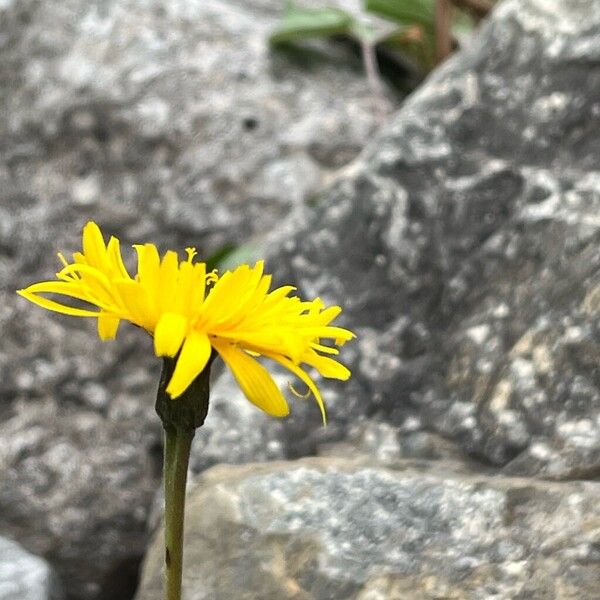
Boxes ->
[18,222,354,421]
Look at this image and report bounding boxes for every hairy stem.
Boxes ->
[163,425,194,600]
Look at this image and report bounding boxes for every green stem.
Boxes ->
[163,425,194,600]
[156,356,213,600]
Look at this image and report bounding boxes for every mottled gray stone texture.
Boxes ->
[191,0,600,482]
[0,536,62,600]
[136,458,600,599]
[0,0,384,598]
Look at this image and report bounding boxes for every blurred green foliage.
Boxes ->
[269,5,354,44]
[207,243,262,273]
[270,1,490,77]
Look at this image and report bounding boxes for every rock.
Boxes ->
[1,0,386,274]
[190,0,600,480]
[317,420,471,465]
[0,395,161,600]
[0,0,387,597]
[135,457,600,599]
[0,536,62,600]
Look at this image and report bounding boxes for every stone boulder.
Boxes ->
[136,457,600,599]
[191,0,600,481]
[0,0,384,597]
[0,393,161,600]
[0,536,62,600]
[1,0,383,266]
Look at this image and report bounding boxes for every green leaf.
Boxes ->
[269,4,354,45]
[366,0,435,31]
[216,244,262,271]
[205,244,237,272]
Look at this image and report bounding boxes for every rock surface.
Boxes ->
[0,394,161,600]
[0,536,62,600]
[191,0,600,481]
[0,0,384,598]
[136,457,600,599]
[1,0,383,266]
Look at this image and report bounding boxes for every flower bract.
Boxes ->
[18,222,354,422]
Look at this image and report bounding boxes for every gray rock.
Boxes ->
[317,420,471,466]
[1,0,386,276]
[0,395,161,600]
[136,458,600,599]
[0,0,386,597]
[0,536,62,600]
[190,0,600,480]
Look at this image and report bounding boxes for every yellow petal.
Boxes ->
[97,314,120,340]
[264,285,296,305]
[158,251,179,313]
[199,270,236,323]
[134,244,160,286]
[82,221,109,270]
[72,251,86,265]
[246,261,265,291]
[303,353,351,380]
[303,326,355,343]
[107,236,131,279]
[189,262,208,308]
[154,312,188,357]
[202,263,261,327]
[113,280,154,330]
[56,263,116,309]
[173,261,196,316]
[17,283,100,317]
[214,341,289,418]
[264,352,327,424]
[314,305,342,324]
[166,331,212,398]
[214,330,283,348]
[134,243,161,317]
[310,342,339,355]
[252,274,272,303]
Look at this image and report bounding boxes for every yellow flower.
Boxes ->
[18,222,354,421]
